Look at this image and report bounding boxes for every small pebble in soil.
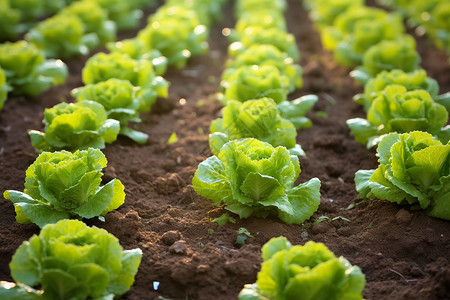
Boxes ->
[196,264,210,273]
[169,240,188,255]
[161,231,181,246]
[311,222,332,234]
[395,209,412,224]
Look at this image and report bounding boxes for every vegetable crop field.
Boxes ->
[1,0,449,299]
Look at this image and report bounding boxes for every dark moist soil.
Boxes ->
[1,1,449,299]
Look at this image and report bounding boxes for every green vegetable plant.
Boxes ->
[28,100,120,152]
[0,68,9,110]
[72,78,153,144]
[3,148,125,228]
[26,14,97,58]
[350,35,421,84]
[219,65,291,105]
[222,44,303,92]
[238,237,366,300]
[0,41,67,96]
[355,131,450,220]
[0,1,23,41]
[60,1,117,46]
[209,98,305,156]
[353,69,440,111]
[193,138,321,224]
[229,12,287,43]
[89,0,145,30]
[137,6,209,68]
[0,219,142,299]
[347,84,450,148]
[82,52,168,109]
[305,0,363,29]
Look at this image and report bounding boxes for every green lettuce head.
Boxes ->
[306,0,363,28]
[239,237,366,300]
[351,35,421,84]
[355,131,450,220]
[354,69,440,111]
[28,100,120,152]
[72,78,152,144]
[231,11,286,42]
[0,41,67,96]
[220,65,290,105]
[3,148,125,228]
[2,219,142,299]
[209,98,305,156]
[347,85,450,148]
[82,52,168,107]
[193,138,321,224]
[223,44,303,92]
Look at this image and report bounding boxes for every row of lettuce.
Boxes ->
[377,0,450,56]
[304,0,450,221]
[190,0,367,299]
[0,0,157,111]
[0,0,230,299]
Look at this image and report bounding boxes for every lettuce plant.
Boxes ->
[72,78,151,144]
[28,100,120,152]
[305,0,363,29]
[0,68,9,110]
[219,65,290,105]
[0,41,67,96]
[3,148,125,227]
[82,52,168,108]
[27,14,97,58]
[351,35,421,84]
[0,1,22,41]
[239,237,366,300]
[353,69,440,111]
[355,131,450,220]
[107,39,168,75]
[166,0,226,26]
[0,219,142,299]
[235,0,287,18]
[193,138,321,224]
[231,12,286,42]
[137,6,209,68]
[89,0,144,30]
[223,44,303,92]
[209,98,304,156]
[347,85,450,148]
[60,1,116,46]
[229,27,300,62]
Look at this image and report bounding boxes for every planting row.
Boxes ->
[194,0,367,299]
[304,0,450,221]
[0,0,229,298]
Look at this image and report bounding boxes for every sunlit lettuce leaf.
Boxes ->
[351,35,421,84]
[193,138,321,224]
[89,0,143,30]
[0,67,9,110]
[354,69,440,111]
[306,0,363,29]
[355,131,450,220]
[238,237,365,300]
[137,6,209,68]
[28,100,120,152]
[347,85,449,148]
[229,11,287,43]
[223,44,302,92]
[7,220,141,298]
[60,1,116,45]
[0,41,67,96]
[72,78,151,144]
[219,65,291,105]
[3,148,125,227]
[209,98,304,156]
[235,0,287,19]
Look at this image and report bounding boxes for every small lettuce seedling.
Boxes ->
[82,52,168,107]
[355,131,450,220]
[0,219,142,299]
[29,100,120,152]
[0,41,67,96]
[4,148,125,228]
[72,78,152,144]
[351,35,421,84]
[238,237,366,300]
[347,85,450,148]
[193,138,321,224]
[209,98,305,156]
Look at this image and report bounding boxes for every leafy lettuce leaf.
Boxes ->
[193,138,321,224]
[3,148,125,227]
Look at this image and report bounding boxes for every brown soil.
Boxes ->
[1,1,449,299]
